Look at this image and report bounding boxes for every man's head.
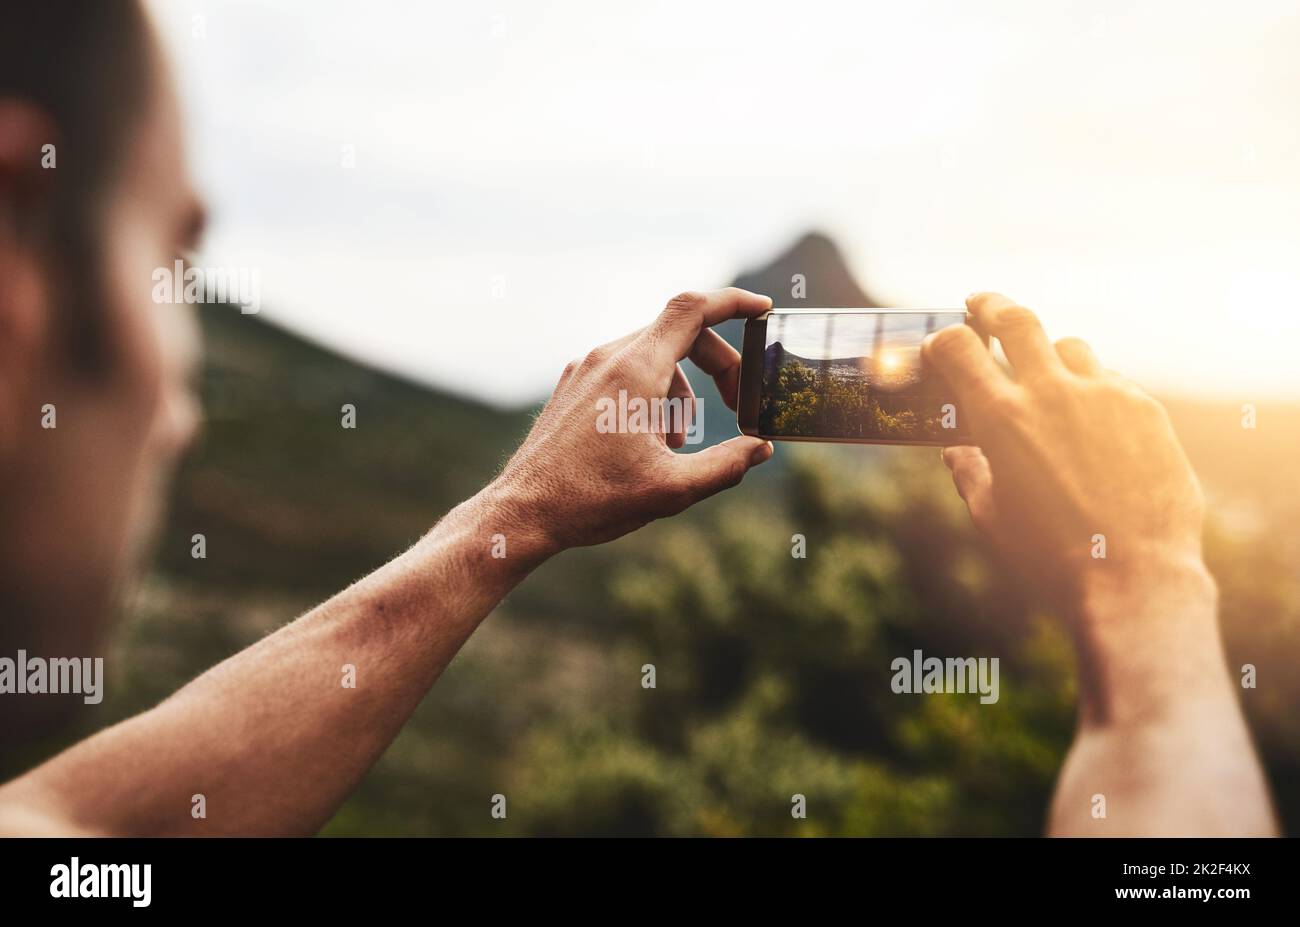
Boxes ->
[0,1,204,732]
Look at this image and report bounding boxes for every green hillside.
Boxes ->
[157,306,534,594]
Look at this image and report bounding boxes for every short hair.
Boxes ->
[0,0,153,372]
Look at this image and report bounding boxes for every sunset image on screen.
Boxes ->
[758,311,966,442]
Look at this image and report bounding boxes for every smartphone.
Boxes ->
[737,308,975,446]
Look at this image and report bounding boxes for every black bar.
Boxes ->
[0,836,1286,914]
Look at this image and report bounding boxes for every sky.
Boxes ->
[767,311,962,359]
[148,0,1300,407]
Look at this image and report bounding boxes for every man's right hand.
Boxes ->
[923,291,1208,619]
[924,291,1276,835]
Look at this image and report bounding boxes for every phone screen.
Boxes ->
[753,309,970,444]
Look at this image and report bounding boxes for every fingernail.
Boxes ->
[750,440,774,465]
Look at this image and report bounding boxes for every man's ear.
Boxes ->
[0,101,58,465]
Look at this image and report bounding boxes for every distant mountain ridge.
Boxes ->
[765,341,870,369]
[733,232,879,310]
[684,230,880,448]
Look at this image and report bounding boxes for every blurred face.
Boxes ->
[97,53,206,571]
[0,32,203,721]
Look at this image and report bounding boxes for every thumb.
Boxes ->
[941,445,995,525]
[673,435,774,504]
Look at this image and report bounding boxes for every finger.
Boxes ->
[966,292,1061,379]
[941,445,994,521]
[664,363,696,449]
[559,328,644,388]
[646,288,772,365]
[921,322,1010,419]
[592,328,643,364]
[671,435,773,505]
[552,328,649,412]
[1054,336,1102,376]
[553,357,579,392]
[688,327,743,411]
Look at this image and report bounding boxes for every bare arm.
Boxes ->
[925,291,1276,837]
[0,288,775,836]
[0,488,541,836]
[1048,558,1273,835]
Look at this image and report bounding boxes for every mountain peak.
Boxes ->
[732,230,877,308]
